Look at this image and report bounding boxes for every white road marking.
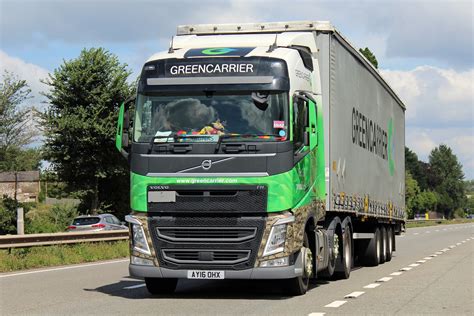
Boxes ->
[364,283,381,289]
[457,243,462,245]
[441,248,450,252]
[390,272,403,276]
[400,267,413,271]
[435,251,443,255]
[416,260,427,263]
[424,257,433,260]
[409,263,420,267]
[308,313,326,316]
[325,301,347,308]
[344,291,365,298]
[0,259,129,278]
[413,233,419,235]
[443,228,447,231]
[430,254,438,257]
[377,277,393,282]
[462,241,466,243]
[450,245,456,248]
[435,230,440,232]
[123,283,146,290]
[425,231,431,233]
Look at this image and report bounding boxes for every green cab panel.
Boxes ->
[115,102,125,152]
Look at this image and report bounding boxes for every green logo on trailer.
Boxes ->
[201,48,236,55]
[388,118,395,176]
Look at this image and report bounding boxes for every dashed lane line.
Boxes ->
[416,260,427,263]
[324,301,347,308]
[390,272,403,276]
[344,291,365,298]
[377,277,393,282]
[364,283,381,289]
[408,263,420,267]
[400,267,413,271]
[308,313,326,316]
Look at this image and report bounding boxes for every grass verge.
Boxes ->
[406,218,474,229]
[0,240,129,273]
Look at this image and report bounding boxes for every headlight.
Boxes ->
[126,215,151,256]
[263,215,294,257]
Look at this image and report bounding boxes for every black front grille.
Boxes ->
[147,185,267,214]
[162,249,250,264]
[157,227,257,242]
[148,216,266,270]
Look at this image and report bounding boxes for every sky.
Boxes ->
[0,0,473,178]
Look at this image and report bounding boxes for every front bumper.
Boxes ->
[129,250,304,280]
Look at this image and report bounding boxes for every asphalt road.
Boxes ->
[1,223,472,315]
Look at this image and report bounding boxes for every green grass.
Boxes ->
[406,218,474,229]
[0,241,129,272]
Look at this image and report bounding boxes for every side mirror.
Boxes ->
[116,96,135,159]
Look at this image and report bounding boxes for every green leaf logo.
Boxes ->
[201,48,236,55]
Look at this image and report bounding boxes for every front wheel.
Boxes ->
[145,278,178,295]
[285,232,312,296]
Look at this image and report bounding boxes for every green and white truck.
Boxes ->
[116,21,405,295]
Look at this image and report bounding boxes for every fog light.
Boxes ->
[131,256,154,266]
[260,256,289,267]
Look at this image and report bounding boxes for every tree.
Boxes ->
[0,147,42,172]
[42,48,133,214]
[359,47,378,69]
[428,145,466,218]
[405,147,428,190]
[405,171,419,219]
[0,72,38,161]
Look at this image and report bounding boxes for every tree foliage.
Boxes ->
[41,48,133,215]
[428,145,466,218]
[405,144,467,218]
[0,147,42,172]
[359,47,379,69]
[0,71,39,171]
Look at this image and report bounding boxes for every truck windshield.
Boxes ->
[133,92,289,143]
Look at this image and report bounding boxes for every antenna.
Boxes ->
[168,36,174,53]
[266,34,278,53]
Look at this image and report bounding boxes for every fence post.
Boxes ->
[17,207,24,235]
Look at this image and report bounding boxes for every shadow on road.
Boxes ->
[86,276,331,300]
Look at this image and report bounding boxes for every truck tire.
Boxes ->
[386,226,393,262]
[286,232,311,296]
[145,278,178,295]
[334,227,352,279]
[379,226,387,264]
[361,227,380,266]
[319,230,336,279]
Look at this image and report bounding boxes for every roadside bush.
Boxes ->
[0,195,19,234]
[453,208,466,219]
[26,203,78,233]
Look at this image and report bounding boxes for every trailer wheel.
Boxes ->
[286,232,312,296]
[145,278,178,295]
[379,226,387,264]
[362,227,380,266]
[334,226,352,279]
[386,226,393,262]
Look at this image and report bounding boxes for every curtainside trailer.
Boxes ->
[116,21,405,295]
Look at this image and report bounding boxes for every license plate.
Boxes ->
[187,270,225,280]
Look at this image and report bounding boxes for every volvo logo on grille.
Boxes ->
[201,160,212,170]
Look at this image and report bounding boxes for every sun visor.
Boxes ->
[139,57,289,93]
